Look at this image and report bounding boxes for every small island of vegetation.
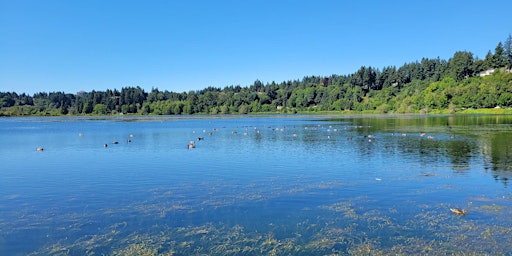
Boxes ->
[1,35,511,116]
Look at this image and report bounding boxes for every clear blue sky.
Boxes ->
[1,0,511,95]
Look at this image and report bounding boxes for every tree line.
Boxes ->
[1,35,511,116]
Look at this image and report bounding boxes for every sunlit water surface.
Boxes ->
[1,115,511,255]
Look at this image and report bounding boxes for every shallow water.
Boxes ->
[0,115,511,255]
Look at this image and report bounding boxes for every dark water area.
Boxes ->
[0,115,511,255]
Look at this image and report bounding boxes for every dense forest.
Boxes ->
[1,35,512,116]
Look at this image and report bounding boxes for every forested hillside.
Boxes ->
[1,36,511,116]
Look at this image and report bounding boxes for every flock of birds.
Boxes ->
[35,132,136,151]
[34,125,448,153]
[102,133,135,148]
[33,123,466,216]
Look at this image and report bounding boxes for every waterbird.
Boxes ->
[36,147,44,152]
[112,141,119,144]
[188,140,196,149]
[450,208,466,215]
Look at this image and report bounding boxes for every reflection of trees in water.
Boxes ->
[445,115,512,184]
[445,139,477,173]
[344,116,512,182]
[240,115,512,188]
[345,119,476,173]
[485,133,512,186]
[380,135,476,174]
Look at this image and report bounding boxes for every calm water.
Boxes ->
[1,115,511,255]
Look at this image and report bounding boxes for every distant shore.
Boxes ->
[3,108,512,118]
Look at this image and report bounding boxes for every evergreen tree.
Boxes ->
[448,51,474,81]
[492,42,507,68]
[504,34,512,70]
[484,50,494,70]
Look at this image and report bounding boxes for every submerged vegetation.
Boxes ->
[24,187,512,255]
[2,115,512,255]
[1,35,512,116]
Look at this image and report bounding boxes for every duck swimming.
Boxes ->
[450,208,466,215]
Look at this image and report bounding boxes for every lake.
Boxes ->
[1,114,511,255]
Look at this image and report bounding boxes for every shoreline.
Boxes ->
[3,108,512,119]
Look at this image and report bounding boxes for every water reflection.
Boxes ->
[325,115,512,182]
[481,132,512,186]
[1,115,512,255]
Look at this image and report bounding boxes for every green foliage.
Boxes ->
[1,36,512,117]
[93,104,107,115]
[448,51,474,81]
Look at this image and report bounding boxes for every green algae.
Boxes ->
[25,195,512,255]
